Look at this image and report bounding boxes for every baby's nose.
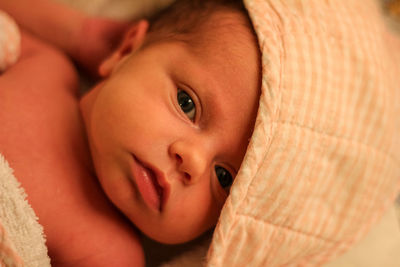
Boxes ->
[168,139,210,185]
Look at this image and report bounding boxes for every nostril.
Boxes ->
[184,172,191,181]
[175,154,183,164]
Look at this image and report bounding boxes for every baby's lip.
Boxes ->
[134,155,170,211]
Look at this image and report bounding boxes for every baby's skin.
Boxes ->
[0,0,261,266]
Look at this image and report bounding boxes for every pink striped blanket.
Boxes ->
[207,0,400,266]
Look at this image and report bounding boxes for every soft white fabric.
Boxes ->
[0,154,50,267]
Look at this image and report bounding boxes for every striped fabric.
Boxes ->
[207,0,400,266]
[0,10,20,73]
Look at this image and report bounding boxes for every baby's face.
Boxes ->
[81,12,260,244]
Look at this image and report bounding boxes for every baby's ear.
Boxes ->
[99,20,149,77]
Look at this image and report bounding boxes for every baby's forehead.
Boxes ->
[194,9,256,47]
[145,6,257,60]
[187,9,258,65]
[182,10,261,121]
[141,7,261,121]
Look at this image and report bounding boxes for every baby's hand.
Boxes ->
[76,16,130,77]
[0,10,21,73]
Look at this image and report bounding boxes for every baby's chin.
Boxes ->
[137,220,215,245]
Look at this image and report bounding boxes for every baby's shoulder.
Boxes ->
[1,30,79,96]
[0,30,80,151]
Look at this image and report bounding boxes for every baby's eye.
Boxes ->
[215,166,233,190]
[177,90,196,121]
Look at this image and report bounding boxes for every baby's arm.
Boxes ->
[0,0,130,75]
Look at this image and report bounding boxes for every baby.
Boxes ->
[0,0,260,266]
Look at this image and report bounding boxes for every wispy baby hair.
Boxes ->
[145,0,252,44]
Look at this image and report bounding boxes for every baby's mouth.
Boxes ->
[144,165,163,201]
[131,155,169,211]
